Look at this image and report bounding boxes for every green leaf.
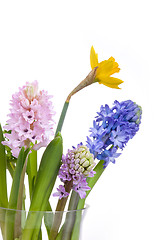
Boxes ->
[0,124,8,208]
[21,133,63,240]
[31,201,53,239]
[55,225,64,240]
[44,201,53,237]
[38,229,42,240]
[5,147,29,240]
[85,160,105,198]
[30,134,63,211]
[70,210,82,240]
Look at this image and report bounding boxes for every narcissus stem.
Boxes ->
[66,68,97,102]
[55,101,69,135]
[55,68,97,135]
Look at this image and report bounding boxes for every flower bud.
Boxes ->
[73,145,95,176]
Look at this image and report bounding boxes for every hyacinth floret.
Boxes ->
[87,100,142,168]
[53,144,96,199]
[2,80,55,157]
[53,185,69,200]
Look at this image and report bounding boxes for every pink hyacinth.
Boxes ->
[3,80,55,157]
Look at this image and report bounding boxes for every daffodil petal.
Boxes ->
[96,76,123,89]
[90,46,98,69]
[98,81,121,89]
[108,57,115,61]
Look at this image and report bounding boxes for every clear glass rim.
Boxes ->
[0,204,89,214]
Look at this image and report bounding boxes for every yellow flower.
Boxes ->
[90,46,123,89]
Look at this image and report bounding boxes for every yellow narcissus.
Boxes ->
[90,46,123,89]
[66,46,123,102]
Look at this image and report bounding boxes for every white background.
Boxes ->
[0,1,159,239]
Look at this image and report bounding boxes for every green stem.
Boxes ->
[14,154,29,239]
[5,147,29,240]
[55,101,69,135]
[7,161,15,178]
[71,160,105,240]
[55,69,97,135]
[0,124,8,208]
[0,124,8,238]
[49,181,73,240]
[61,191,80,240]
[55,68,97,136]
[26,149,37,199]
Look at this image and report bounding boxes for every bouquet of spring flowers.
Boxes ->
[0,46,142,240]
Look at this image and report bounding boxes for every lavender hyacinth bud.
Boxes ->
[73,145,95,176]
[53,144,96,199]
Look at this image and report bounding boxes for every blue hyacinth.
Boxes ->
[86,100,142,168]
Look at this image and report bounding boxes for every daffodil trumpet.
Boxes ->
[90,46,124,89]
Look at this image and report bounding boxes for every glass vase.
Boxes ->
[0,205,88,240]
